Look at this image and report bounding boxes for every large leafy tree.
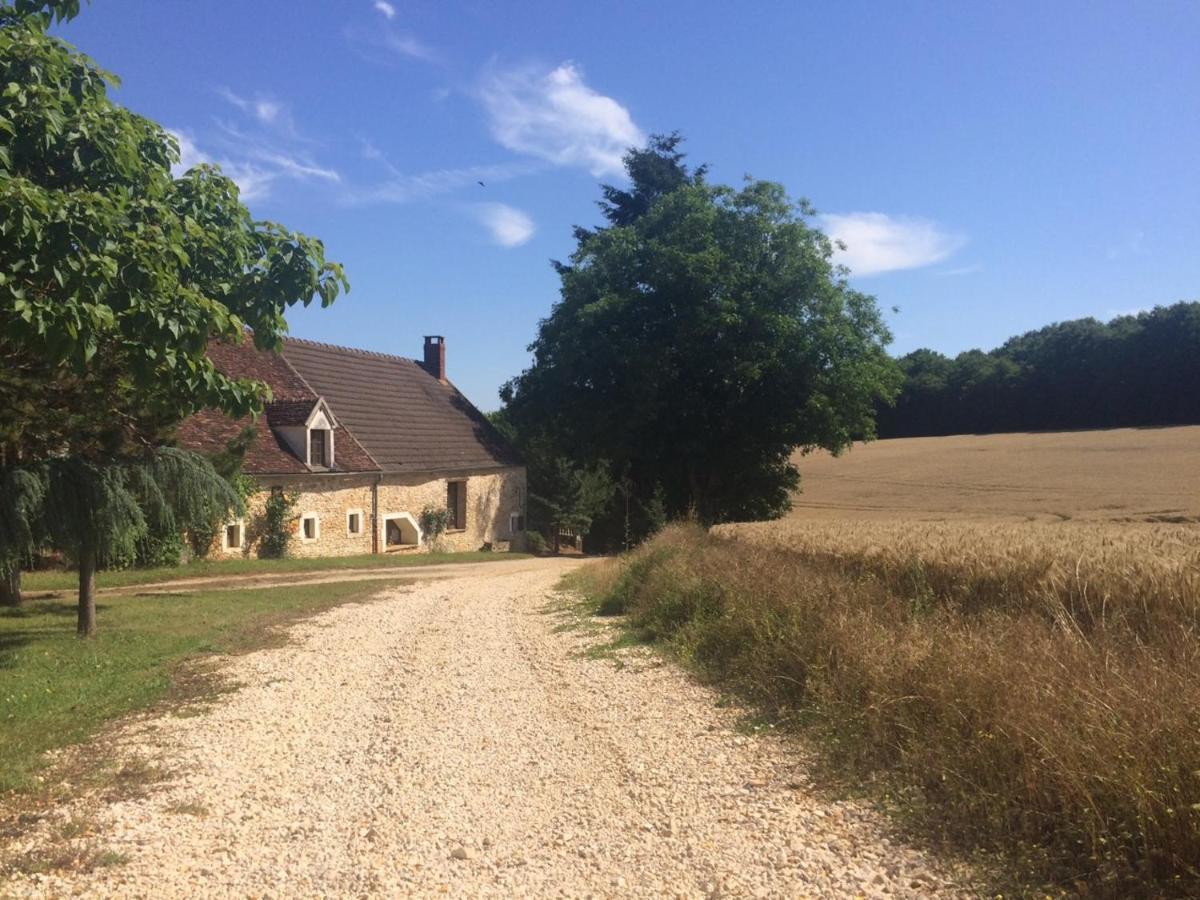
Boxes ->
[501,136,900,529]
[0,2,347,630]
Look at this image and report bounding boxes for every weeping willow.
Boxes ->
[2,448,240,634]
[0,467,46,605]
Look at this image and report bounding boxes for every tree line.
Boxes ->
[877,302,1200,437]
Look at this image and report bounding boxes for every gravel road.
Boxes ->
[4,559,973,898]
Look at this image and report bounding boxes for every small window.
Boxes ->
[222,519,244,552]
[301,514,319,541]
[347,510,362,535]
[509,512,525,535]
[447,480,467,530]
[309,429,327,467]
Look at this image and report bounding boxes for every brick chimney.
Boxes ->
[423,335,446,382]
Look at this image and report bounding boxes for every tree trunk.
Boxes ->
[0,568,20,607]
[77,547,97,638]
[553,525,561,555]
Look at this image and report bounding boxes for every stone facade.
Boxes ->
[213,467,526,559]
[376,467,526,554]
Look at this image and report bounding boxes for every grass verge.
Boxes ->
[0,577,409,796]
[20,550,528,593]
[567,523,1200,897]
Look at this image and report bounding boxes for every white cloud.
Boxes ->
[818,212,965,277]
[475,203,535,247]
[345,23,438,64]
[169,129,274,200]
[248,149,340,183]
[254,100,281,125]
[480,62,643,177]
[168,129,206,175]
[349,158,538,204]
[218,87,293,129]
[166,128,334,203]
[373,0,396,19]
[217,86,250,114]
[383,32,436,61]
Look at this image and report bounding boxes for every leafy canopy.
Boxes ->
[0,0,347,464]
[0,2,345,629]
[501,136,900,527]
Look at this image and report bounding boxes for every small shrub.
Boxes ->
[523,530,547,555]
[257,489,298,559]
[419,505,450,551]
[133,531,185,568]
[187,522,217,560]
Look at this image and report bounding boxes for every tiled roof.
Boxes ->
[282,338,521,475]
[265,399,318,428]
[175,339,379,476]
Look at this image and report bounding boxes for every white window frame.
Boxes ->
[304,403,336,469]
[380,512,421,549]
[300,513,320,542]
[509,511,524,536]
[346,508,364,536]
[221,518,245,553]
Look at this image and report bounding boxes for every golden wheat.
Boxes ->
[581,518,1200,895]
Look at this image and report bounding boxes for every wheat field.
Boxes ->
[784,426,1200,523]
[683,428,1200,892]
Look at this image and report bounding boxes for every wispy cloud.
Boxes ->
[480,62,643,177]
[345,20,438,64]
[170,89,342,204]
[819,212,965,277]
[934,263,982,278]
[247,148,340,183]
[348,158,538,204]
[475,203,535,247]
[167,128,274,202]
[373,0,395,19]
[217,87,304,138]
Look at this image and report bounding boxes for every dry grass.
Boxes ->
[719,518,1200,644]
[575,519,1200,896]
[788,426,1200,523]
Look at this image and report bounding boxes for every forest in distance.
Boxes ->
[877,301,1200,438]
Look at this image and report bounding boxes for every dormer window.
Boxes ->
[310,428,328,467]
[264,396,337,470]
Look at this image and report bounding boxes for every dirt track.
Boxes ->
[3,560,972,898]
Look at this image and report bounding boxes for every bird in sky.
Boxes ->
[477,180,485,187]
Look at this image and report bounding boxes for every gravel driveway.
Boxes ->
[4,559,973,898]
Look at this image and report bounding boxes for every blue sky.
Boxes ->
[56,1,1200,409]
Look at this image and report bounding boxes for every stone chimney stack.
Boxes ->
[423,335,446,382]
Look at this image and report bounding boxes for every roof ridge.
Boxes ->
[284,335,420,366]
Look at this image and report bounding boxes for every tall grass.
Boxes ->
[578,521,1200,896]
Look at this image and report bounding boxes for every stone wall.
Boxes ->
[211,467,526,559]
[376,467,526,553]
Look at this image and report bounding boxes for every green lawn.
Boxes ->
[0,578,409,796]
[21,550,530,593]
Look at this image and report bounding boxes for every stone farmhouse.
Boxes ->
[177,336,526,558]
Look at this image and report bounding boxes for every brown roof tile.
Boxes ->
[282,338,521,475]
[175,339,379,476]
[265,399,318,428]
